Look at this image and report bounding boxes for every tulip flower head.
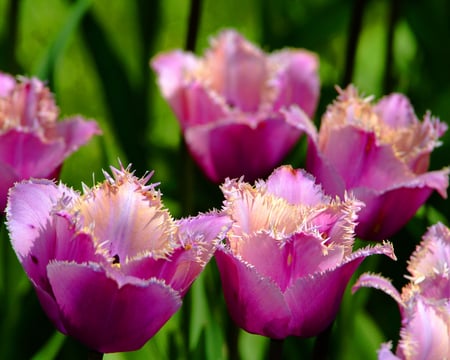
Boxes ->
[6,164,230,353]
[0,72,101,211]
[353,223,450,359]
[151,29,320,183]
[215,165,395,339]
[288,85,449,241]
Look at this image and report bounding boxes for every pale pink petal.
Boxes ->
[397,297,450,360]
[352,273,403,305]
[6,179,70,258]
[374,94,417,127]
[377,342,401,360]
[205,29,267,112]
[0,72,15,96]
[264,165,329,206]
[47,262,182,353]
[215,247,291,339]
[271,50,320,117]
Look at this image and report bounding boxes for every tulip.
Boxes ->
[6,164,230,353]
[151,29,320,183]
[353,223,450,359]
[0,72,101,211]
[286,85,449,241]
[215,165,395,339]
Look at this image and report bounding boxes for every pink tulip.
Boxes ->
[215,165,395,339]
[286,85,449,241]
[6,164,230,353]
[353,223,450,359]
[151,29,320,183]
[0,72,101,211]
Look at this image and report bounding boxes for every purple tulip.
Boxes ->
[215,165,395,339]
[353,223,450,359]
[0,72,101,211]
[6,164,230,353]
[286,85,449,241]
[151,29,320,183]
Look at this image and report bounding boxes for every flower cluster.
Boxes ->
[2,27,450,358]
[0,72,101,211]
[152,29,320,183]
[353,223,450,359]
[7,165,230,353]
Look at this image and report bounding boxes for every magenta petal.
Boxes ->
[0,130,65,179]
[215,248,291,338]
[47,262,182,353]
[52,116,101,154]
[0,162,19,211]
[352,273,403,306]
[353,182,439,241]
[185,116,302,182]
[284,259,363,337]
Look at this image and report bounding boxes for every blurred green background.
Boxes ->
[0,0,448,358]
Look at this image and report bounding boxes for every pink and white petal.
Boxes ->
[374,93,417,127]
[265,165,329,206]
[50,116,101,154]
[185,116,302,183]
[271,50,320,118]
[205,29,267,112]
[352,273,403,306]
[408,222,450,280]
[284,257,364,337]
[377,342,401,360]
[0,72,16,96]
[6,179,70,258]
[397,298,450,360]
[215,248,291,339]
[151,50,198,100]
[0,130,66,179]
[47,262,182,353]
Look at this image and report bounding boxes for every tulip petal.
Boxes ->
[265,165,329,206]
[271,50,320,117]
[205,30,267,112]
[185,116,302,182]
[47,262,182,353]
[215,248,291,338]
[0,130,65,179]
[0,72,15,96]
[377,342,401,360]
[374,94,416,127]
[352,273,403,306]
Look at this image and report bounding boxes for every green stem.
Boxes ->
[180,0,203,217]
[312,322,334,360]
[343,0,369,85]
[267,338,284,360]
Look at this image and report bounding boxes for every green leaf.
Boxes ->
[31,332,66,360]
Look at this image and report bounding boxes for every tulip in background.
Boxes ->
[215,165,395,339]
[6,164,230,353]
[286,85,450,241]
[0,72,101,211]
[151,29,320,183]
[353,222,450,359]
